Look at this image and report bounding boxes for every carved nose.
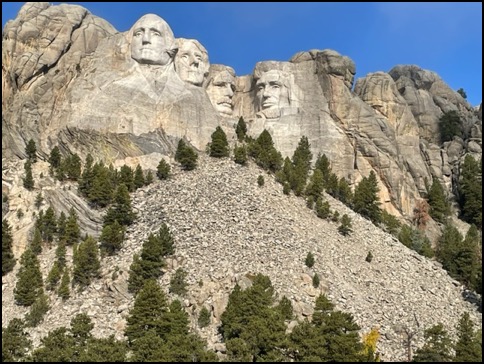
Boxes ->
[142,32,151,43]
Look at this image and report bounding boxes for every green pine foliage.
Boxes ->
[457,88,467,99]
[454,312,482,362]
[290,136,312,195]
[312,273,320,288]
[337,177,353,207]
[134,164,145,189]
[87,162,114,208]
[398,225,434,258]
[78,335,128,362]
[458,155,482,228]
[100,220,126,256]
[156,158,171,179]
[26,139,37,163]
[233,144,248,165]
[71,313,94,345]
[175,139,198,171]
[46,260,62,291]
[24,293,50,327]
[2,318,32,362]
[31,327,76,362]
[23,160,34,190]
[63,153,82,181]
[65,208,81,245]
[118,165,135,192]
[41,206,57,244]
[413,323,453,362]
[248,129,283,173]
[48,146,62,171]
[198,306,211,328]
[353,171,382,224]
[235,116,247,142]
[35,192,43,209]
[72,236,100,288]
[103,184,136,226]
[315,197,330,219]
[145,170,154,185]
[56,240,67,268]
[305,169,324,200]
[58,269,71,300]
[428,178,451,224]
[125,279,168,344]
[209,126,230,158]
[439,110,463,143]
[381,210,401,236]
[14,248,43,306]
[2,219,16,275]
[257,175,264,187]
[338,214,353,236]
[305,252,315,268]
[30,228,43,255]
[169,268,188,296]
[276,296,293,320]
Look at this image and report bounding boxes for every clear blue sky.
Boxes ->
[3,2,482,106]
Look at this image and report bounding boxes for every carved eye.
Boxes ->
[134,31,143,37]
[181,54,189,60]
[257,84,264,91]
[152,31,161,37]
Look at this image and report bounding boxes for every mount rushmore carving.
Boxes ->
[2,3,481,220]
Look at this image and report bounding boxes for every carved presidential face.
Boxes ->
[130,14,174,66]
[175,40,209,86]
[255,70,290,111]
[206,70,236,116]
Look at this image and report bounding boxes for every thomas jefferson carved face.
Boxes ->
[130,14,174,66]
[255,70,291,111]
[175,39,209,86]
[206,69,236,116]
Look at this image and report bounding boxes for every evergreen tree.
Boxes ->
[23,160,34,190]
[41,206,57,244]
[100,220,125,256]
[24,293,50,327]
[145,170,154,185]
[209,126,230,158]
[64,208,81,245]
[103,184,136,226]
[56,240,67,268]
[276,296,293,320]
[31,327,76,362]
[78,335,127,362]
[35,192,44,209]
[233,144,248,165]
[48,146,62,172]
[428,178,450,224]
[46,260,62,291]
[175,139,198,171]
[454,312,481,362]
[382,210,402,235]
[312,273,320,288]
[437,224,464,281]
[26,139,37,163]
[71,313,94,346]
[169,268,188,296]
[459,155,482,228]
[134,164,145,189]
[257,175,264,187]
[56,211,67,242]
[89,163,114,207]
[291,136,312,195]
[235,116,247,142]
[14,248,43,306]
[463,225,481,292]
[248,129,283,173]
[58,269,71,300]
[353,171,381,224]
[439,110,462,143]
[127,254,145,295]
[2,219,16,275]
[118,165,135,192]
[338,214,353,236]
[198,306,211,328]
[305,169,324,200]
[64,153,82,181]
[73,236,101,288]
[156,158,171,179]
[315,197,330,219]
[125,279,168,344]
[78,153,94,197]
[30,228,43,255]
[305,252,315,268]
[2,318,32,362]
[338,177,353,207]
[413,323,453,362]
[457,88,467,99]
[315,153,331,186]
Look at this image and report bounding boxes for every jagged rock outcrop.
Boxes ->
[2,155,481,361]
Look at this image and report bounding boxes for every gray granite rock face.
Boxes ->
[2,2,481,223]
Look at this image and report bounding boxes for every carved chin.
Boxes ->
[216,104,233,116]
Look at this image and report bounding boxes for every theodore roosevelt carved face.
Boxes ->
[175,39,209,86]
[130,14,175,66]
[206,65,236,117]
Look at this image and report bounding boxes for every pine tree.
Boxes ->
[198,306,211,328]
[338,177,353,207]
[49,146,62,172]
[46,260,62,291]
[338,214,353,236]
[454,312,481,362]
[428,178,450,224]
[235,116,247,142]
[305,252,315,268]
[439,110,462,143]
[234,144,248,165]
[23,160,34,190]
[125,279,168,344]
[175,139,198,171]
[413,323,453,362]
[58,269,71,300]
[41,206,57,244]
[291,136,312,195]
[134,164,145,189]
[64,153,82,181]
[2,219,16,275]
[78,153,94,197]
[305,169,324,200]
[2,318,32,362]
[169,268,188,296]
[103,184,136,226]
[312,273,320,288]
[70,313,94,346]
[315,153,331,186]
[31,327,76,362]
[30,228,43,255]
[35,192,43,209]
[276,296,293,320]
[156,158,171,179]
[73,236,100,288]
[24,293,50,327]
[209,126,230,158]
[315,197,330,219]
[56,240,67,268]
[64,208,81,245]
[26,139,37,163]
[99,220,125,256]
[14,248,43,306]
[459,155,482,228]
[145,170,154,185]
[437,224,464,281]
[118,165,135,192]
[353,171,381,224]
